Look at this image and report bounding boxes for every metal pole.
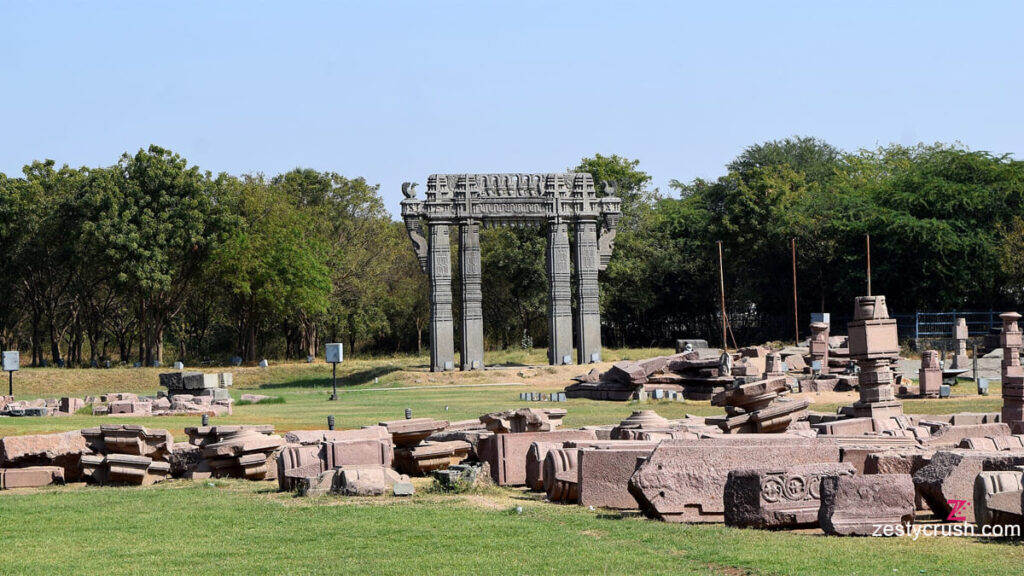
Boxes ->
[717,241,728,351]
[866,234,872,296]
[792,238,799,345]
[330,363,338,401]
[7,371,11,396]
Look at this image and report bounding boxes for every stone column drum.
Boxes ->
[547,220,574,365]
[428,222,455,372]
[574,218,601,364]
[459,220,484,370]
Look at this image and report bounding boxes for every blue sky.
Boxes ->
[2,1,1022,216]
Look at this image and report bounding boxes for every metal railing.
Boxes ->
[913,311,998,339]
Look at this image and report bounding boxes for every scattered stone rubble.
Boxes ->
[157,371,235,416]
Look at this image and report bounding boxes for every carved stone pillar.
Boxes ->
[574,218,601,364]
[460,220,484,370]
[547,220,574,365]
[429,222,455,372]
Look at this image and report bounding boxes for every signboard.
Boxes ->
[2,351,19,372]
[325,343,343,364]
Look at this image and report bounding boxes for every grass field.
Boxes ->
[0,349,1014,575]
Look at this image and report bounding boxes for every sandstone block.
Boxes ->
[819,474,915,536]
[724,463,855,528]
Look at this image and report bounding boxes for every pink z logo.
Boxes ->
[947,499,970,521]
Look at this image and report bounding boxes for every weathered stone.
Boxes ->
[200,432,284,458]
[724,463,855,528]
[378,418,448,447]
[277,444,324,491]
[628,437,841,522]
[542,447,579,502]
[393,440,470,476]
[0,466,65,489]
[480,408,565,434]
[336,465,410,496]
[819,474,915,536]
[165,442,201,478]
[526,441,561,491]
[914,450,1024,522]
[577,445,659,509]
[0,430,90,480]
[974,470,1023,527]
[478,429,598,486]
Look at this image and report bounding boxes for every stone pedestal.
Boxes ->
[547,220,574,365]
[574,219,601,364]
[919,350,942,398]
[846,296,902,418]
[1001,312,1024,432]
[459,221,484,370]
[428,222,455,372]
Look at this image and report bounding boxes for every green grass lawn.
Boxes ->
[0,349,1016,575]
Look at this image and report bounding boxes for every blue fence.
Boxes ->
[912,311,999,339]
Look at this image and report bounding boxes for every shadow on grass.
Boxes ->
[256,366,403,390]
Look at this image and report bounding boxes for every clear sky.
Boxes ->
[2,1,1022,216]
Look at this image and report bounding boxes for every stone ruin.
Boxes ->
[708,377,809,433]
[0,372,239,419]
[3,400,1024,537]
[400,173,621,371]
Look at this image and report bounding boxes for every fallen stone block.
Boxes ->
[165,442,201,478]
[377,418,448,447]
[337,465,410,496]
[920,423,1012,448]
[628,437,841,522]
[0,466,65,489]
[526,441,562,491]
[974,470,1023,528]
[577,444,660,510]
[914,450,1024,522]
[278,444,325,491]
[724,463,855,528]
[480,408,566,434]
[0,430,91,481]
[478,430,598,486]
[393,440,470,476]
[819,474,915,536]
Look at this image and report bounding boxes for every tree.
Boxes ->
[88,145,228,365]
[209,174,331,361]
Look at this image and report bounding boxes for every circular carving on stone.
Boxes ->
[761,478,784,503]
[808,476,821,499]
[783,475,807,501]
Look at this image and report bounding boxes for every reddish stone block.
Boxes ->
[478,430,598,486]
[819,474,915,536]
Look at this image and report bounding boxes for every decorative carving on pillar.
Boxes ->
[547,218,573,365]
[460,220,484,370]
[401,173,620,370]
[400,183,428,272]
[574,218,601,363]
[428,222,455,372]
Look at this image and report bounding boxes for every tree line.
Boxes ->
[1,139,1022,366]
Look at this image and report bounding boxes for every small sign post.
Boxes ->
[325,343,343,401]
[3,351,19,397]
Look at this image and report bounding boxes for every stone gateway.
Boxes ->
[401,173,621,371]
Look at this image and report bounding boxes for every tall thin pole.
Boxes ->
[866,234,872,296]
[792,238,799,345]
[717,241,727,351]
